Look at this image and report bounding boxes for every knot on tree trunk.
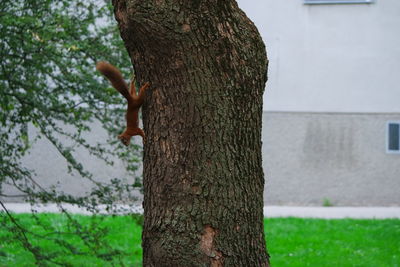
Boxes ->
[200,225,224,267]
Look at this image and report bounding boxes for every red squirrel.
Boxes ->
[96,61,149,146]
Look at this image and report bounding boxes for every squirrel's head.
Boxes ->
[118,134,131,146]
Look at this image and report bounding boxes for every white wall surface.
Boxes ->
[237,0,400,113]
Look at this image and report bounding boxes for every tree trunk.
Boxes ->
[112,1,269,266]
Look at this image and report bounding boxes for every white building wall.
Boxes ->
[237,0,400,113]
[236,0,400,206]
[3,1,400,207]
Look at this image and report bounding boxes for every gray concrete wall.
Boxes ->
[262,111,400,206]
[5,112,399,207]
[2,122,142,203]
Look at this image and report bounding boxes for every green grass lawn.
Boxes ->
[0,214,399,266]
[265,218,400,267]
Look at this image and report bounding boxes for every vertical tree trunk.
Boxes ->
[112,1,269,265]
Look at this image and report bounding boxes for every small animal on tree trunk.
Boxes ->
[96,61,149,146]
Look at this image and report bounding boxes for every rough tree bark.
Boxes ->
[112,1,269,266]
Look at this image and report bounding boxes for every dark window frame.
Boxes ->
[387,121,400,154]
[304,0,374,4]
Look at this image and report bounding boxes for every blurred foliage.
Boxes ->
[0,0,142,265]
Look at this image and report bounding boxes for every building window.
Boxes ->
[387,122,400,154]
[304,0,374,4]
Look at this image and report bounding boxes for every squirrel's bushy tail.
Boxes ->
[96,61,131,101]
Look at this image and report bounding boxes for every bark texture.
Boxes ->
[112,1,269,266]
